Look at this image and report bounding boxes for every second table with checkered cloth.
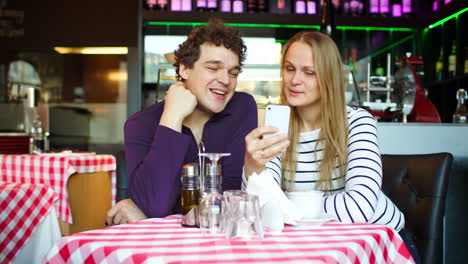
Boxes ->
[0,154,116,224]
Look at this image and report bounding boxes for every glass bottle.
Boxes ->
[453,89,468,124]
[320,0,336,40]
[368,0,379,15]
[199,163,225,234]
[391,0,403,17]
[402,0,413,16]
[295,0,306,14]
[155,0,168,10]
[464,49,468,74]
[380,0,390,16]
[220,0,232,12]
[246,0,257,13]
[181,163,202,227]
[207,0,218,11]
[306,0,317,14]
[196,0,207,10]
[30,119,44,154]
[232,0,244,13]
[448,41,457,78]
[257,0,268,12]
[435,47,444,81]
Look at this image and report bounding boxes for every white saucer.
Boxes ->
[292,213,336,227]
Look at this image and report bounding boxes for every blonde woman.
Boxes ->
[243,31,418,261]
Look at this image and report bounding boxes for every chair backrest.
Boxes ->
[381,152,453,264]
[116,150,129,201]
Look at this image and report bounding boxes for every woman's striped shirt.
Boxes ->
[243,106,405,231]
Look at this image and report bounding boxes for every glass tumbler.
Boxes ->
[225,194,264,240]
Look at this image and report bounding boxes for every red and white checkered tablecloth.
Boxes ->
[43,214,415,264]
[0,183,58,264]
[0,154,116,224]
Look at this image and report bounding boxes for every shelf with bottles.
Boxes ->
[143,9,418,29]
[423,6,467,87]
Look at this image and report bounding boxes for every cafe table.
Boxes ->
[0,153,117,235]
[0,183,61,264]
[43,214,415,264]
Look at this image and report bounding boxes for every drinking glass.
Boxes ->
[197,152,230,234]
[225,194,264,240]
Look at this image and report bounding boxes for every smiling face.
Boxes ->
[179,43,241,114]
[282,41,321,110]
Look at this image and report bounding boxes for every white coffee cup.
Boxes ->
[286,190,324,220]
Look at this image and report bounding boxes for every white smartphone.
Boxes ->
[263,104,291,142]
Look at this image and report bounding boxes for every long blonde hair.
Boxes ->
[280,31,348,191]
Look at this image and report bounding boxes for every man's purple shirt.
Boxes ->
[124,92,258,217]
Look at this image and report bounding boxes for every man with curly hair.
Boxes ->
[106,19,258,224]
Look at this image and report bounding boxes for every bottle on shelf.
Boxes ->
[306,0,318,14]
[246,0,257,13]
[196,0,207,10]
[144,0,157,10]
[257,0,268,12]
[295,0,307,14]
[181,0,192,11]
[453,89,468,123]
[207,0,218,10]
[435,47,444,81]
[220,0,232,12]
[181,163,202,227]
[392,0,403,17]
[368,0,379,15]
[464,49,468,74]
[379,0,390,16]
[156,0,169,10]
[432,0,438,11]
[320,0,336,40]
[402,0,413,16]
[199,163,225,234]
[448,40,457,78]
[171,0,182,11]
[232,0,244,13]
[270,0,292,14]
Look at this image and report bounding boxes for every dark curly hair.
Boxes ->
[174,18,247,81]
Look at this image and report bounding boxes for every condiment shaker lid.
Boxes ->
[181,163,199,177]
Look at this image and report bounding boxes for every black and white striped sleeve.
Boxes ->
[323,109,382,223]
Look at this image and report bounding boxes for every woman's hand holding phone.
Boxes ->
[244,105,291,178]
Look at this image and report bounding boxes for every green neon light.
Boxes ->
[147,21,207,27]
[226,23,320,29]
[147,21,412,31]
[336,26,414,32]
[366,34,414,59]
[428,7,468,29]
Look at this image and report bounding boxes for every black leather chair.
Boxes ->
[116,150,129,201]
[381,152,453,264]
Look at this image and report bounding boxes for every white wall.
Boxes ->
[376,123,468,157]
